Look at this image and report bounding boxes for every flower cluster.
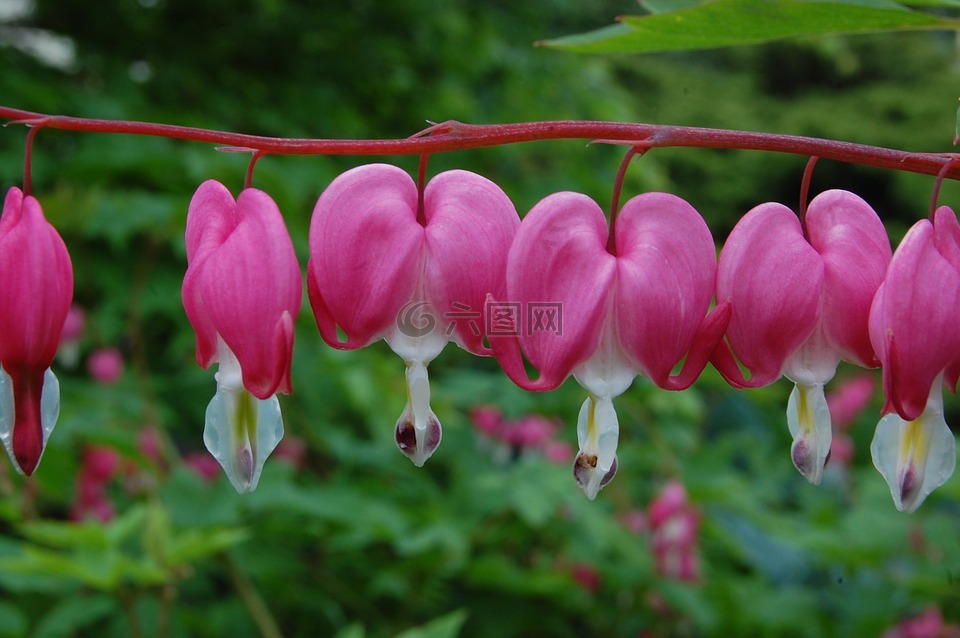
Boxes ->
[5,159,959,512]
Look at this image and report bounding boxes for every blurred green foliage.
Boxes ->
[0,1,959,636]
[542,0,960,54]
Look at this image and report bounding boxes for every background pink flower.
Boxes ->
[87,347,124,385]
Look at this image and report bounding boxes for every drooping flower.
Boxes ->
[469,404,565,464]
[868,206,960,512]
[307,164,519,466]
[491,191,729,499]
[713,190,891,484]
[0,187,73,476]
[182,180,302,493]
[56,304,86,368]
[87,347,124,385]
[648,481,701,583]
[882,606,960,638]
[70,445,121,523]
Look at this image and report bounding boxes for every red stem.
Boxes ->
[2,105,960,180]
[930,158,960,219]
[416,153,428,226]
[244,151,265,190]
[798,156,819,238]
[607,146,644,255]
[22,125,40,196]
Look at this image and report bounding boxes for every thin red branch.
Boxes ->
[929,158,960,218]
[607,146,645,255]
[2,105,960,180]
[244,151,265,190]
[21,124,39,195]
[798,155,819,236]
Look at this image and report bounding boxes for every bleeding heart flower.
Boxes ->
[713,190,891,484]
[182,180,302,492]
[0,187,73,476]
[87,347,124,385]
[491,191,728,499]
[648,482,701,583]
[307,163,519,466]
[868,206,960,512]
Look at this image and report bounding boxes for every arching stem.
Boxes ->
[798,155,819,239]
[2,106,959,181]
[244,151,266,190]
[416,153,429,226]
[607,146,644,255]
[929,157,960,220]
[22,126,41,196]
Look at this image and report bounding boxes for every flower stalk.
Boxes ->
[1,105,959,180]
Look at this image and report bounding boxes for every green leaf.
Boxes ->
[641,0,706,12]
[905,0,960,6]
[955,99,960,145]
[166,527,249,564]
[541,0,960,53]
[334,623,366,638]
[0,601,28,638]
[394,609,469,638]
[16,521,110,551]
[33,594,116,638]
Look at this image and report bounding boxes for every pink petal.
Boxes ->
[869,219,960,420]
[495,192,615,391]
[805,190,891,368]
[715,202,823,388]
[185,180,238,264]
[0,189,74,367]
[422,170,519,354]
[307,164,422,348]
[614,193,719,388]
[183,183,302,399]
[0,188,72,476]
[934,206,960,273]
[933,207,960,392]
[183,181,235,369]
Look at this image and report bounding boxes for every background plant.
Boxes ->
[0,1,959,636]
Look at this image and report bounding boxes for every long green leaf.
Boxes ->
[644,0,960,9]
[541,0,960,53]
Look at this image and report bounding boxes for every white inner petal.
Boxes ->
[573,394,620,500]
[572,308,636,400]
[394,360,443,467]
[785,382,831,485]
[385,318,448,366]
[204,339,284,493]
[782,323,840,387]
[0,365,59,476]
[871,374,957,513]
